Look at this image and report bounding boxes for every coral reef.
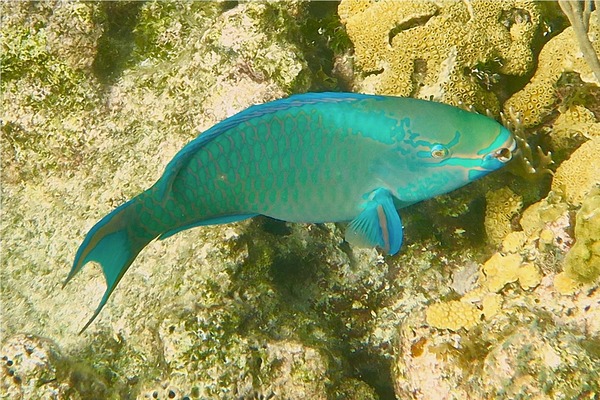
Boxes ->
[369,4,600,399]
[396,191,598,398]
[558,0,600,82]
[482,253,542,292]
[504,10,600,127]
[2,1,600,399]
[339,0,541,113]
[550,104,599,151]
[412,136,598,399]
[394,303,600,399]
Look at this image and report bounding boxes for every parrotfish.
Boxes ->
[66,92,515,331]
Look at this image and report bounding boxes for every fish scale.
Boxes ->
[179,107,350,221]
[65,92,516,331]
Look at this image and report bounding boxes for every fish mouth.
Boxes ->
[465,132,517,180]
[488,133,517,165]
[478,132,517,172]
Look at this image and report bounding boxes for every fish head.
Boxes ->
[382,104,516,203]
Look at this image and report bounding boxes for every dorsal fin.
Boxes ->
[155,92,373,200]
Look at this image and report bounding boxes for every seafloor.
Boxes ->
[1,1,599,399]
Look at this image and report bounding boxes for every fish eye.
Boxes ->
[431,144,449,159]
[494,147,512,163]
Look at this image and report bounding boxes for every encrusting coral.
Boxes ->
[482,253,542,292]
[424,244,543,332]
[342,2,600,398]
[339,0,541,113]
[550,104,600,150]
[519,194,570,238]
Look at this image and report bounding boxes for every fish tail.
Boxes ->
[64,196,157,333]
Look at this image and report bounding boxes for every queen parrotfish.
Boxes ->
[65,92,516,331]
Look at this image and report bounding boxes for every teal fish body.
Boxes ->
[66,92,515,331]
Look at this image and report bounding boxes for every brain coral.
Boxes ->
[504,11,600,128]
[552,137,600,206]
[339,0,541,113]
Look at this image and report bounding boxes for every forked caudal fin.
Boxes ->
[64,198,156,333]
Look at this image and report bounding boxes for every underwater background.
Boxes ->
[1,1,599,399]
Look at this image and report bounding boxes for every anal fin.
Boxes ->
[158,214,257,240]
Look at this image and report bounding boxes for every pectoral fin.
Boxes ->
[345,188,403,255]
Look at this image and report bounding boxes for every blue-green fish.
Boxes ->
[66,92,515,331]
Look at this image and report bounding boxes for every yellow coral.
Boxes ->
[563,187,600,282]
[340,0,439,96]
[504,12,600,128]
[337,0,372,22]
[481,293,503,320]
[538,228,554,245]
[552,137,600,206]
[425,300,482,331]
[485,187,523,246]
[518,262,542,290]
[339,0,540,112]
[551,105,600,150]
[553,272,581,295]
[519,201,544,237]
[501,231,528,253]
[483,253,523,292]
[482,253,541,292]
[520,197,569,237]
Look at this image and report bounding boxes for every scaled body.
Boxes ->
[66,92,515,330]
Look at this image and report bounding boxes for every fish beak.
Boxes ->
[482,135,517,170]
[490,147,513,163]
